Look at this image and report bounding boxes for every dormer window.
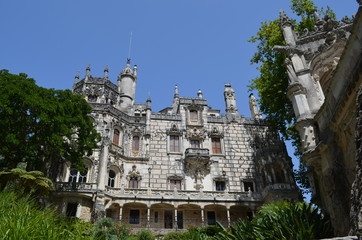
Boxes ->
[190,110,198,122]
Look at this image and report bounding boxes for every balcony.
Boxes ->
[185,148,210,159]
[54,182,97,193]
[104,186,261,202]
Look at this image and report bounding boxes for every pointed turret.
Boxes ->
[118,59,137,112]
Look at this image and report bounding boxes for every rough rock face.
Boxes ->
[350,84,362,237]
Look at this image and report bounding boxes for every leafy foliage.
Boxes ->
[214,201,333,240]
[93,218,131,240]
[0,168,54,198]
[0,190,93,240]
[0,69,100,179]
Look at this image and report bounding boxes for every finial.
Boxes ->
[197,89,203,99]
[146,94,152,110]
[279,10,292,27]
[146,93,151,103]
[314,9,324,26]
[85,64,90,81]
[174,85,179,97]
[133,65,137,77]
[104,64,109,79]
[127,58,131,66]
[73,71,79,87]
[225,83,231,88]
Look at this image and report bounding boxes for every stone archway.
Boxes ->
[122,202,148,228]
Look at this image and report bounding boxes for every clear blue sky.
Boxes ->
[0,0,358,194]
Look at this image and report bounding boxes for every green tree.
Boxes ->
[0,70,100,179]
[248,0,335,191]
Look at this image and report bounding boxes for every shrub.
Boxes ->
[136,229,155,240]
[0,190,93,240]
[93,217,131,240]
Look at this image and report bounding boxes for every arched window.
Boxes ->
[68,169,88,183]
[108,170,116,187]
[132,136,140,151]
[274,162,285,183]
[113,129,120,145]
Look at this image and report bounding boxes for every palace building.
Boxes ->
[53,60,299,234]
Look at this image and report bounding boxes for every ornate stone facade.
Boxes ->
[276,4,362,236]
[53,60,299,234]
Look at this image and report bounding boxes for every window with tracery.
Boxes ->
[108,170,116,187]
[68,169,88,183]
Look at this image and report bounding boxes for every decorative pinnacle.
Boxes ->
[197,89,203,99]
[279,10,293,27]
[126,58,131,66]
[104,65,109,79]
[174,85,179,97]
[86,64,91,71]
[146,93,151,102]
[74,71,79,86]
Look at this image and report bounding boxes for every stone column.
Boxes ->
[92,136,110,222]
[147,207,151,229]
[119,206,123,223]
[174,208,178,230]
[98,137,110,191]
[226,208,231,228]
[201,207,205,227]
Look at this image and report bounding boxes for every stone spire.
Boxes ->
[146,94,152,110]
[279,10,297,47]
[72,71,79,92]
[85,64,91,82]
[279,10,293,27]
[174,85,179,98]
[249,93,262,120]
[104,65,109,79]
[224,83,238,114]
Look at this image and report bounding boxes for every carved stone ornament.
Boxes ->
[84,84,103,96]
[126,165,142,181]
[208,127,224,138]
[166,124,183,135]
[186,127,206,140]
